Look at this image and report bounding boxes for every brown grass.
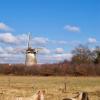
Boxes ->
[0,76,100,100]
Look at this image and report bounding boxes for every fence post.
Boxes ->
[64,82,67,92]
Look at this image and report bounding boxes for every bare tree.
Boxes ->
[72,44,94,64]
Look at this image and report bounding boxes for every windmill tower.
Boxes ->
[25,33,38,66]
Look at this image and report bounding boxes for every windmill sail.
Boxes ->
[25,33,37,66]
[27,32,31,49]
[25,33,43,66]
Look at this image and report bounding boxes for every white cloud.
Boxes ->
[17,34,28,43]
[43,53,73,63]
[55,48,64,54]
[0,33,80,48]
[0,33,28,45]
[0,47,4,53]
[39,48,50,55]
[0,46,22,54]
[0,54,24,63]
[88,37,97,44]
[0,33,17,44]
[32,37,48,45]
[51,40,80,46]
[51,40,68,45]
[4,47,14,53]
[0,22,13,31]
[58,41,68,44]
[4,46,20,54]
[64,25,80,32]
[0,33,76,64]
[0,46,25,63]
[53,53,73,61]
[0,44,73,64]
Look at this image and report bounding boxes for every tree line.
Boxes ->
[0,45,100,76]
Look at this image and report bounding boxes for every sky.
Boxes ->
[0,0,100,64]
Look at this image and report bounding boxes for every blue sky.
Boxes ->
[0,0,100,63]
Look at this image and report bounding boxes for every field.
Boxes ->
[0,76,100,100]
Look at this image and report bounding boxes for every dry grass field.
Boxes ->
[0,76,100,100]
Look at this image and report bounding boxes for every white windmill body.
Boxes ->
[25,48,37,66]
[25,34,38,66]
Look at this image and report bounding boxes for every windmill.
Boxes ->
[25,33,42,66]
